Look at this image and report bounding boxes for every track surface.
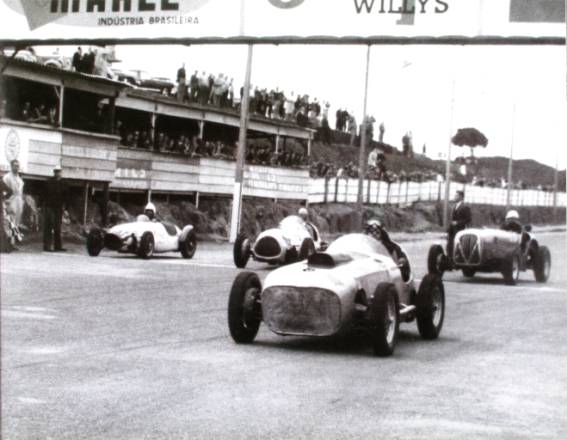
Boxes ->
[1,232,566,440]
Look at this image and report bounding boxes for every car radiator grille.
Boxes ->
[254,236,281,258]
[262,286,341,336]
[455,233,481,265]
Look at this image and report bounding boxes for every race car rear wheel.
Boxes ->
[86,229,104,257]
[137,231,155,259]
[298,238,316,260]
[462,267,476,278]
[180,231,197,259]
[228,272,262,343]
[370,283,399,357]
[502,253,520,286]
[233,234,251,268]
[416,274,445,340]
[427,244,446,275]
[533,245,551,283]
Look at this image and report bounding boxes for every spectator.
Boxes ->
[189,70,199,102]
[177,63,187,102]
[43,165,67,252]
[348,114,357,147]
[72,47,83,72]
[2,160,25,241]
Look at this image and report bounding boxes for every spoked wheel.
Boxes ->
[502,253,520,286]
[180,230,197,259]
[533,246,551,283]
[233,234,252,268]
[228,272,262,343]
[298,238,316,260]
[137,231,155,259]
[416,274,445,340]
[86,229,104,257]
[370,283,399,357]
[427,244,447,275]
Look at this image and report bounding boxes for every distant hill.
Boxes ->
[311,141,565,189]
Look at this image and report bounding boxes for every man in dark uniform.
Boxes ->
[447,190,472,261]
[43,165,67,252]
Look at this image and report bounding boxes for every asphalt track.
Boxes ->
[1,232,566,440]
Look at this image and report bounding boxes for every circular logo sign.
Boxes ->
[268,0,305,9]
[4,129,21,163]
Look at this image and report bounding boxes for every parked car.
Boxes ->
[427,226,551,285]
[233,215,325,268]
[86,220,197,259]
[227,233,445,356]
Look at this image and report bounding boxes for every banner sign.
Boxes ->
[0,0,564,42]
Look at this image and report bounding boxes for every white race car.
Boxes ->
[233,215,326,268]
[86,220,197,259]
[228,233,445,356]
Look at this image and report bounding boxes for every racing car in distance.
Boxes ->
[228,233,445,357]
[86,220,197,260]
[233,215,326,268]
[427,225,551,285]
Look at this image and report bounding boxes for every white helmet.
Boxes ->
[365,219,382,234]
[298,207,308,220]
[145,202,156,214]
[505,210,519,220]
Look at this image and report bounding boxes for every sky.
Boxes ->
[34,42,566,170]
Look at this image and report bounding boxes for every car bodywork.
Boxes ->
[233,215,325,268]
[228,233,445,356]
[428,227,551,285]
[87,220,196,259]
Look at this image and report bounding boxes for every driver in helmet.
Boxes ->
[365,219,411,280]
[501,210,523,234]
[137,202,158,222]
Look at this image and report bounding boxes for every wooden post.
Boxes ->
[443,79,456,229]
[83,182,89,225]
[324,176,329,204]
[107,96,116,134]
[199,120,205,140]
[275,134,281,154]
[229,44,253,244]
[58,83,65,127]
[102,182,109,226]
[195,192,200,209]
[357,45,371,228]
[506,103,516,210]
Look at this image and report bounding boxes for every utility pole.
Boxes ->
[356,45,372,228]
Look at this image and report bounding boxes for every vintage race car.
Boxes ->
[228,233,445,356]
[427,226,551,285]
[86,220,197,259]
[233,215,326,268]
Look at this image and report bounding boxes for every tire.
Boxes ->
[298,238,316,260]
[137,231,155,259]
[86,229,104,257]
[427,244,446,275]
[462,267,476,278]
[370,283,399,357]
[180,230,197,259]
[533,246,551,283]
[416,274,445,340]
[502,253,520,286]
[233,234,251,268]
[228,272,262,343]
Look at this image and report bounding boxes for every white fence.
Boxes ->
[308,178,567,208]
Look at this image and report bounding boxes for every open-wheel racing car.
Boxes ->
[233,215,326,268]
[427,226,551,285]
[227,233,445,356]
[86,220,197,260]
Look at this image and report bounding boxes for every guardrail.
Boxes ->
[308,177,567,208]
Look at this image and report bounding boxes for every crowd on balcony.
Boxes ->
[2,100,59,127]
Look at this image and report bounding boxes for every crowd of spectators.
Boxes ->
[10,101,59,126]
[117,123,306,168]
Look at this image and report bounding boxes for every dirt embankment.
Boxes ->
[14,193,566,245]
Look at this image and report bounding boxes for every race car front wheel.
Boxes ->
[137,232,155,259]
[180,231,197,259]
[86,229,104,257]
[533,246,551,283]
[228,272,262,343]
[502,253,520,286]
[416,274,445,340]
[427,244,446,275]
[233,234,251,268]
[370,283,399,357]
